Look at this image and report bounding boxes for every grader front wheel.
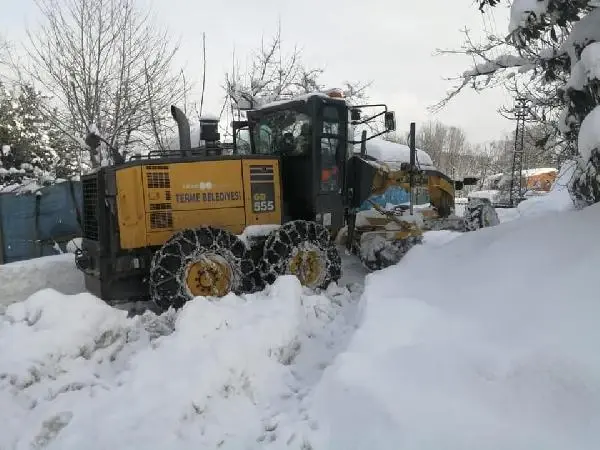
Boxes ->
[260,220,341,290]
[149,226,257,312]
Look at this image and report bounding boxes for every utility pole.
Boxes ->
[509,97,528,207]
[409,122,416,215]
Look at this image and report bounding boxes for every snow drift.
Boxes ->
[0,277,359,450]
[306,203,600,450]
[1,184,599,449]
[0,254,84,308]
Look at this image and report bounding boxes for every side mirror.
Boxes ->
[385,111,396,131]
[454,181,464,191]
[351,109,361,121]
[463,176,478,186]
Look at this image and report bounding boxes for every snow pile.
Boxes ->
[305,203,600,450]
[0,276,359,450]
[359,138,435,168]
[0,254,84,308]
[516,160,575,218]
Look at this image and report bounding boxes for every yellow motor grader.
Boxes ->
[75,91,497,311]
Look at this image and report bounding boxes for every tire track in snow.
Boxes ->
[254,250,367,447]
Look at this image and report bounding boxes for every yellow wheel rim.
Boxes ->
[288,247,324,288]
[185,254,232,297]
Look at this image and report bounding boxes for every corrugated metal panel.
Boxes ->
[0,181,83,264]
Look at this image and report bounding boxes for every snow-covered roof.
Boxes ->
[522,167,557,177]
[356,138,435,169]
[256,92,332,110]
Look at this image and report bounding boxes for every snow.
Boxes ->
[238,224,281,246]
[65,238,82,254]
[357,138,434,168]
[0,178,42,194]
[509,0,549,32]
[306,202,600,450]
[577,105,600,161]
[485,161,576,222]
[0,254,85,308]
[256,92,332,110]
[0,276,362,450]
[1,180,599,448]
[463,54,530,77]
[580,41,600,83]
[522,167,557,177]
[468,189,503,203]
[560,8,600,64]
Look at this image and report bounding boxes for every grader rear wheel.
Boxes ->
[149,226,257,311]
[260,220,341,290]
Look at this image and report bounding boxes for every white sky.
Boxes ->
[1,0,516,144]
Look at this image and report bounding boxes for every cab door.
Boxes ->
[315,103,347,235]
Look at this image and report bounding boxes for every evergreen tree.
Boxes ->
[0,81,79,189]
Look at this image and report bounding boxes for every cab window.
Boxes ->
[251,109,311,156]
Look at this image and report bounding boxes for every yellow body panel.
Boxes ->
[116,166,147,249]
[428,175,455,210]
[241,159,282,227]
[145,208,247,246]
[115,158,282,250]
[142,161,245,212]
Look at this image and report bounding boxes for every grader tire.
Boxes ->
[359,233,423,271]
[149,226,257,312]
[464,198,500,231]
[260,220,341,290]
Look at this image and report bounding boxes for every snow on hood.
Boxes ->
[357,138,435,169]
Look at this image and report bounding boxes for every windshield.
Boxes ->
[251,109,312,156]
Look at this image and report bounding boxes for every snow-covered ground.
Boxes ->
[0,254,84,309]
[1,182,598,449]
[305,204,599,450]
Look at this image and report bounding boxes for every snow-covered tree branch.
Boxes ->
[436,0,600,206]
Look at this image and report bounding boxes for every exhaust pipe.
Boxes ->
[170,105,192,157]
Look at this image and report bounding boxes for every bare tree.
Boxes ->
[23,0,188,167]
[222,23,371,139]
